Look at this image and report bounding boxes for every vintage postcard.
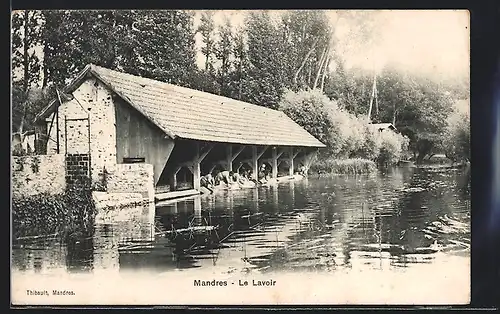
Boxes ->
[11,9,470,306]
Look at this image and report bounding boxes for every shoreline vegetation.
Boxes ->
[309,156,470,176]
[11,187,96,241]
[310,158,378,175]
[279,89,469,175]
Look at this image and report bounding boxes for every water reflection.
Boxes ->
[12,167,470,276]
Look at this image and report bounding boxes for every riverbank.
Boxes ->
[11,187,96,240]
[310,155,470,176]
[310,158,377,175]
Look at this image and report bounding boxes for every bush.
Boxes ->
[11,187,97,240]
[280,89,410,165]
[377,130,410,167]
[354,123,382,160]
[310,158,377,175]
[279,89,339,154]
[443,108,470,162]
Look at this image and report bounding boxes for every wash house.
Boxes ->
[34,64,325,198]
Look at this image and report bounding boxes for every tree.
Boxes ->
[227,26,248,100]
[279,10,334,91]
[42,10,95,87]
[324,65,373,117]
[279,89,337,154]
[11,10,43,135]
[130,10,198,87]
[214,16,233,97]
[443,102,470,162]
[241,11,285,109]
[326,64,455,163]
[42,10,199,88]
[198,11,216,73]
[376,70,453,163]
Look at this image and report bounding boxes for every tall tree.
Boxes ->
[214,16,233,97]
[241,11,285,109]
[42,10,198,88]
[198,11,216,73]
[227,26,248,100]
[126,10,199,87]
[42,10,92,87]
[11,10,43,134]
[279,10,333,91]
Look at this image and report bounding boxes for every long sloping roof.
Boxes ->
[36,64,325,148]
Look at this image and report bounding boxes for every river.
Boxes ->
[11,166,471,305]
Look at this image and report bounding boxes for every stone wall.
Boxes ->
[11,154,66,198]
[46,77,117,184]
[106,163,155,203]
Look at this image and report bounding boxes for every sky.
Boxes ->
[193,10,470,82]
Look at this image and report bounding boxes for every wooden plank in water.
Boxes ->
[155,189,200,201]
[156,194,201,207]
[156,225,218,236]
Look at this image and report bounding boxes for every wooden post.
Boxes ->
[302,149,318,176]
[193,143,201,190]
[272,147,278,179]
[253,187,259,212]
[56,101,60,154]
[230,145,245,172]
[273,185,279,209]
[87,115,92,181]
[193,162,201,190]
[237,162,245,173]
[209,164,218,174]
[226,145,233,171]
[252,146,258,181]
[288,148,302,176]
[64,115,67,155]
[194,196,202,225]
[250,145,268,180]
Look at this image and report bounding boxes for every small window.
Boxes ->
[123,157,145,163]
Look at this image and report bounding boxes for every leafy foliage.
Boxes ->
[377,130,410,167]
[215,16,234,97]
[12,187,96,240]
[279,89,337,151]
[325,65,456,163]
[238,11,287,109]
[42,10,198,88]
[443,105,470,162]
[11,10,43,135]
[279,89,410,165]
[310,158,377,175]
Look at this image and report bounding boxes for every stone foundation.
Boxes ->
[92,191,146,210]
[106,163,155,203]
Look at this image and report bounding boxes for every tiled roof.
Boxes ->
[39,64,326,148]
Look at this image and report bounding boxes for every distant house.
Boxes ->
[368,123,398,133]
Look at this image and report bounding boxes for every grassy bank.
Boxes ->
[12,187,97,240]
[310,158,378,175]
